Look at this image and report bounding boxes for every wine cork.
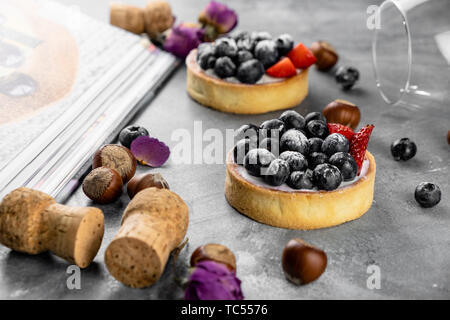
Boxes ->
[105,187,189,288]
[110,3,145,34]
[0,188,104,268]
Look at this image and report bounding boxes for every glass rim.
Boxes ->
[372,0,413,106]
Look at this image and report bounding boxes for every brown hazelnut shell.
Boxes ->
[323,99,361,130]
[92,144,137,183]
[82,167,123,204]
[127,173,169,199]
[190,244,237,273]
[281,238,327,285]
[447,130,450,145]
[310,41,338,71]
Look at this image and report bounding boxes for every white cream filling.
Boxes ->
[204,68,302,85]
[235,159,370,193]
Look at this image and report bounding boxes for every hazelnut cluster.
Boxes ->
[82,144,169,203]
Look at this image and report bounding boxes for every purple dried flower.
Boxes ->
[185,260,244,300]
[130,136,170,167]
[198,1,238,34]
[163,23,204,58]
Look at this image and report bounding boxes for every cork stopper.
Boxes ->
[144,0,174,38]
[0,188,104,268]
[105,187,189,288]
[110,3,145,34]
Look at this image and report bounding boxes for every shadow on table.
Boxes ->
[1,250,102,299]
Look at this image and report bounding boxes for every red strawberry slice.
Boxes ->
[287,43,317,69]
[266,57,297,78]
[327,123,355,141]
[350,124,374,175]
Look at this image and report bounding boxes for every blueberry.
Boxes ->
[198,47,217,69]
[254,40,279,69]
[391,138,417,161]
[263,159,290,186]
[235,124,259,144]
[287,169,314,190]
[306,120,329,139]
[329,152,358,181]
[119,125,149,148]
[313,163,343,191]
[237,38,256,52]
[260,119,285,140]
[231,30,250,41]
[279,110,305,131]
[335,66,360,90]
[233,138,253,165]
[215,37,238,58]
[305,112,327,124]
[321,133,349,156]
[275,34,294,56]
[251,31,272,42]
[414,182,441,208]
[308,137,323,154]
[280,151,308,171]
[259,137,280,155]
[214,56,236,78]
[244,148,276,177]
[197,42,215,58]
[236,59,264,84]
[308,152,329,169]
[280,129,309,154]
[236,50,254,64]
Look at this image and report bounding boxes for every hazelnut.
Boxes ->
[127,173,169,199]
[323,99,361,130]
[310,41,338,71]
[190,244,237,272]
[82,167,123,204]
[281,238,327,285]
[447,130,450,145]
[93,145,136,183]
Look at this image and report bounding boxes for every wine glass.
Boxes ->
[372,0,450,112]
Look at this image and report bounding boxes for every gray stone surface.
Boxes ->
[0,0,449,299]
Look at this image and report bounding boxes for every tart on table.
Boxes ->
[225,110,376,230]
[186,31,317,114]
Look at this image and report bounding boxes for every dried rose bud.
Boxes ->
[198,0,237,40]
[185,260,244,300]
[163,23,204,58]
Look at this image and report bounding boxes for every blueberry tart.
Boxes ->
[225,111,376,229]
[186,32,316,114]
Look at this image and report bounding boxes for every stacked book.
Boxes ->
[0,0,178,201]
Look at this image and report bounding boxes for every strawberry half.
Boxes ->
[350,125,374,175]
[327,123,355,141]
[287,43,317,69]
[266,57,297,78]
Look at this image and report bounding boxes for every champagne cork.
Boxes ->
[143,0,174,38]
[105,187,189,288]
[0,187,104,268]
[110,3,145,34]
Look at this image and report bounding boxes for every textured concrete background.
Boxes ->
[0,0,449,299]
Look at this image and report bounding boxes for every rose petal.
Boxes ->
[130,136,170,167]
[163,23,204,58]
[199,1,238,34]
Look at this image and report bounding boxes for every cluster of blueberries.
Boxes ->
[233,110,359,191]
[196,31,294,84]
